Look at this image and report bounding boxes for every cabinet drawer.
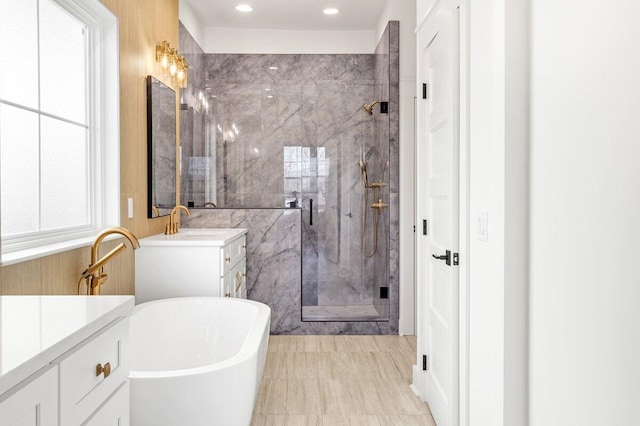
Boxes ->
[222,258,246,299]
[220,235,246,275]
[60,319,128,426]
[83,382,129,426]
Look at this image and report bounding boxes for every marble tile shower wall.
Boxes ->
[178,22,400,334]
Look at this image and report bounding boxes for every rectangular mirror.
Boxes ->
[146,75,176,217]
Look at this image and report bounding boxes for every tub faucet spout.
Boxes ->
[78,227,140,295]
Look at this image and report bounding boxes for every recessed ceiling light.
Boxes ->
[267,95,274,98]
[268,66,278,70]
[265,88,272,91]
[235,4,253,12]
[323,8,340,15]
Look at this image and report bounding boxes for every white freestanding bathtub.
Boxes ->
[128,297,270,426]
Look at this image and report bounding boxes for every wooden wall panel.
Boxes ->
[0,0,179,296]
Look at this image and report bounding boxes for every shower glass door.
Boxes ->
[300,83,390,322]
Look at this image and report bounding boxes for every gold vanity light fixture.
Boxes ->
[156,41,189,88]
[165,205,191,235]
[78,227,140,295]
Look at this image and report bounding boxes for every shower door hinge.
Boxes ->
[423,83,429,99]
[380,287,389,299]
[423,220,428,235]
[423,355,428,371]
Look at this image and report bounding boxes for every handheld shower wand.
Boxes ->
[358,159,369,187]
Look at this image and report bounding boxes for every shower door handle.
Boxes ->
[309,199,313,226]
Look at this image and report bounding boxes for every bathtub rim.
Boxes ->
[128,297,270,380]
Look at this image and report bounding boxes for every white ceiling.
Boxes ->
[184,0,388,31]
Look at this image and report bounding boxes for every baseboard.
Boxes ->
[411,364,425,402]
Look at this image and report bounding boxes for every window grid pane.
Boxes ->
[40,116,90,230]
[0,0,92,244]
[0,0,39,109]
[39,0,88,124]
[0,105,40,237]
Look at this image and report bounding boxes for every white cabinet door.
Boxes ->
[84,383,129,426]
[222,258,246,299]
[0,367,58,426]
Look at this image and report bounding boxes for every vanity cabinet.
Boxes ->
[0,319,129,426]
[0,366,58,426]
[0,296,133,426]
[135,228,248,304]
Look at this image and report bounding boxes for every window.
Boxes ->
[0,0,119,265]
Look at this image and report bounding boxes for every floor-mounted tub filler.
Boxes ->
[128,297,270,426]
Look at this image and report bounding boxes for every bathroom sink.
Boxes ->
[138,228,247,246]
[178,228,231,236]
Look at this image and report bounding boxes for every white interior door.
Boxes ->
[416,1,460,425]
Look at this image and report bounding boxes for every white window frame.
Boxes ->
[0,0,119,266]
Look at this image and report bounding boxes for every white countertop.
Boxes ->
[138,228,247,247]
[0,295,134,395]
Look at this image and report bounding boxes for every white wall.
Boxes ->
[467,0,530,424]
[179,0,205,48]
[529,0,640,424]
[467,0,506,423]
[203,28,376,54]
[414,0,530,423]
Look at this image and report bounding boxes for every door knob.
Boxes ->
[432,250,452,266]
[431,250,459,266]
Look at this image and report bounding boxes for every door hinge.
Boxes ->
[423,355,428,371]
[422,83,429,99]
[423,220,428,235]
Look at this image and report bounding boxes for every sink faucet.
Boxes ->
[78,227,140,295]
[165,205,191,235]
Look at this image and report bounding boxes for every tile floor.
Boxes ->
[250,335,436,426]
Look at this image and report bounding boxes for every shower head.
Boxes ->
[362,101,380,115]
[358,160,369,187]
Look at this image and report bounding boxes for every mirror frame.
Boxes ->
[146,75,177,218]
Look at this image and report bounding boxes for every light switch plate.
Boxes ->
[128,198,134,219]
[477,210,488,242]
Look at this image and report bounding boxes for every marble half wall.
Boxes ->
[182,209,389,335]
